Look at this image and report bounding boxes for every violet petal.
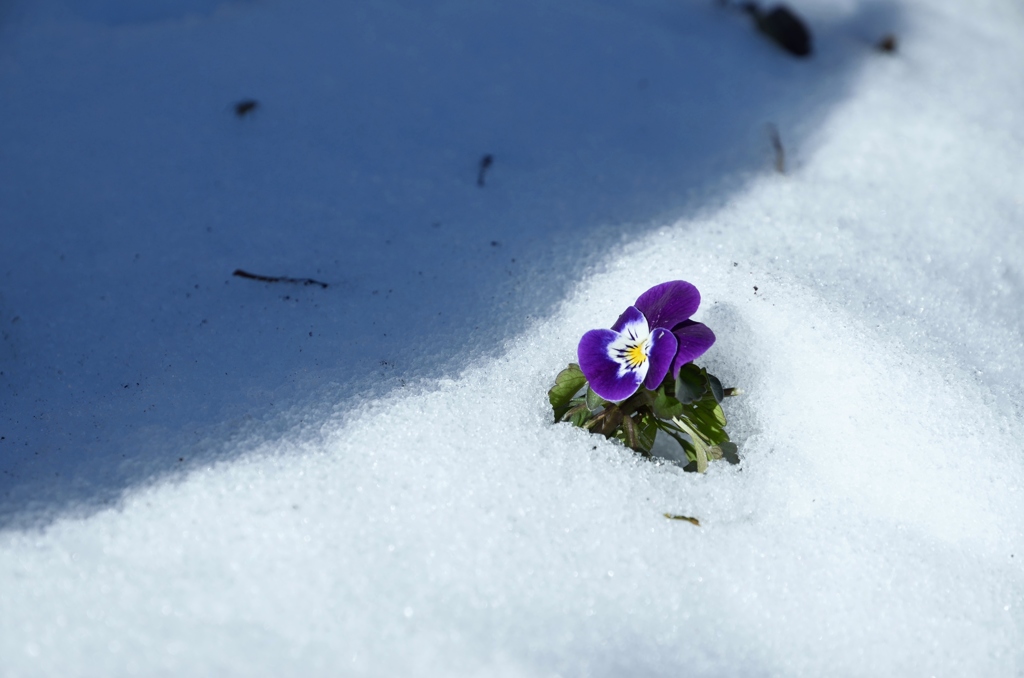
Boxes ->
[634,281,701,330]
[643,328,677,391]
[578,329,644,402]
[610,305,646,335]
[670,320,717,376]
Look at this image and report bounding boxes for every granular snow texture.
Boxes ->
[1,0,1022,676]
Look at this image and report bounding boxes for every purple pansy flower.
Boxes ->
[577,281,716,401]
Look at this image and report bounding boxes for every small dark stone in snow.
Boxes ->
[754,286,759,292]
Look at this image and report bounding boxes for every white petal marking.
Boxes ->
[607,317,652,382]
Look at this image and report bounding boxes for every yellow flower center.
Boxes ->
[623,339,647,368]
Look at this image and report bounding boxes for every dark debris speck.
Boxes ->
[877,34,898,53]
[743,3,812,57]
[477,154,494,186]
[234,99,259,117]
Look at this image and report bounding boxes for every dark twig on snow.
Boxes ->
[232,269,328,288]
[664,514,701,526]
[477,154,494,187]
[767,123,785,174]
[234,99,259,117]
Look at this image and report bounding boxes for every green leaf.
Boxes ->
[715,441,740,464]
[694,437,709,473]
[618,415,639,450]
[589,405,624,437]
[707,373,725,404]
[685,405,730,446]
[635,413,658,452]
[700,400,727,427]
[649,384,683,419]
[682,398,728,444]
[675,364,708,404]
[657,421,697,462]
[614,414,654,455]
[668,415,713,472]
[585,385,608,413]
[564,404,591,427]
[549,363,588,421]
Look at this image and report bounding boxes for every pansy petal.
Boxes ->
[578,329,644,402]
[634,280,701,330]
[671,320,717,376]
[643,328,677,391]
[609,305,648,339]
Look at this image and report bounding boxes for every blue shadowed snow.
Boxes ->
[0,0,899,525]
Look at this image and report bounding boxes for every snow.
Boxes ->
[1,0,1023,675]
